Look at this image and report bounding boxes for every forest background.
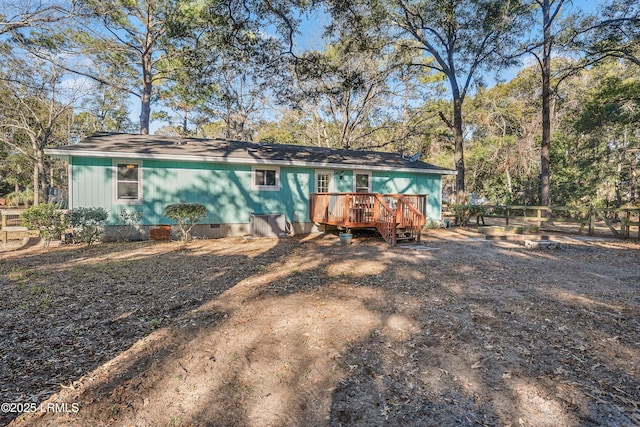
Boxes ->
[0,0,638,209]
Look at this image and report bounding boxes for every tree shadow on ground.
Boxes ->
[4,232,640,426]
[328,234,640,426]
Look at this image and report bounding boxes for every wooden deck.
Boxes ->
[310,193,427,246]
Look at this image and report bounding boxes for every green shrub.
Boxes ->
[452,204,486,226]
[67,207,108,245]
[20,203,66,246]
[164,203,207,241]
[7,189,34,206]
[117,209,143,241]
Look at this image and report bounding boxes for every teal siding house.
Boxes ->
[46,133,454,241]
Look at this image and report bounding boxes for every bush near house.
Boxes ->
[20,203,66,246]
[117,209,143,241]
[67,207,108,245]
[164,203,207,241]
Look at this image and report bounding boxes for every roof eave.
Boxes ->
[44,148,457,175]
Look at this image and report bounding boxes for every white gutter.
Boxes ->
[44,148,457,175]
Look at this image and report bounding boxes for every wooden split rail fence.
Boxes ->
[0,209,29,243]
[446,204,640,239]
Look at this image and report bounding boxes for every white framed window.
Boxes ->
[252,166,280,191]
[113,160,143,204]
[354,171,372,193]
[315,170,333,193]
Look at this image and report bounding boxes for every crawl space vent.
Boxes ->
[250,213,287,237]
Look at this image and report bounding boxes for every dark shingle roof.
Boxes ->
[46,132,454,174]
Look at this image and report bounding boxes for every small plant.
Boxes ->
[164,203,207,241]
[20,203,66,246]
[39,296,51,309]
[117,209,143,241]
[452,204,486,226]
[425,220,441,229]
[6,189,34,206]
[67,207,108,245]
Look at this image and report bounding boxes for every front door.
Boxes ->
[315,170,339,218]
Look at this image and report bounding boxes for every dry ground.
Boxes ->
[1,228,639,426]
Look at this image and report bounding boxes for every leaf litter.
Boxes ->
[0,229,638,426]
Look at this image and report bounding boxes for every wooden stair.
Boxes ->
[374,194,425,246]
[395,226,418,243]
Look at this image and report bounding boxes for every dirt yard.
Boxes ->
[1,228,639,426]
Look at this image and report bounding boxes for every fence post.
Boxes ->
[589,208,595,236]
[1,210,6,244]
[623,210,630,237]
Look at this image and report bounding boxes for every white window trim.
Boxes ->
[314,169,334,193]
[354,170,372,193]
[113,159,143,205]
[251,165,280,191]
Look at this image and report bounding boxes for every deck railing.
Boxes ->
[310,193,427,245]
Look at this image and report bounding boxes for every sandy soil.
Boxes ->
[1,228,639,426]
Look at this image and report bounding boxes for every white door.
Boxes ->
[315,170,333,193]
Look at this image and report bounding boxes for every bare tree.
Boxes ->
[0,57,78,204]
[0,0,75,36]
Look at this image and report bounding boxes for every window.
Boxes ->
[114,161,142,204]
[252,166,279,191]
[355,171,372,193]
[315,170,332,193]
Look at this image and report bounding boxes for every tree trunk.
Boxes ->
[453,96,466,203]
[630,150,637,203]
[506,164,513,201]
[540,0,552,207]
[32,163,40,205]
[139,33,153,135]
[183,108,188,133]
[36,149,49,204]
[140,79,152,135]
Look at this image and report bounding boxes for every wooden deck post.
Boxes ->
[345,194,350,226]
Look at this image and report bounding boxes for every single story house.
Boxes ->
[45,133,455,242]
